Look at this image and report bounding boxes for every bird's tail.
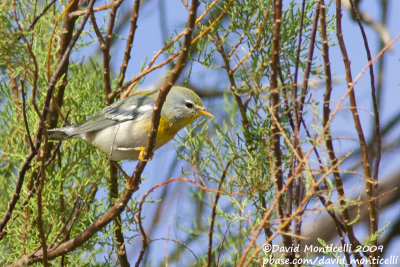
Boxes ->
[48,127,72,141]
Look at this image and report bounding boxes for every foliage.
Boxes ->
[0,0,398,266]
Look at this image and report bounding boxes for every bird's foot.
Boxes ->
[134,147,152,162]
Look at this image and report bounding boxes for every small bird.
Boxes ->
[48,86,214,161]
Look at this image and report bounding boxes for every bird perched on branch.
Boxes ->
[48,86,214,161]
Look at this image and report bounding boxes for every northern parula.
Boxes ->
[48,86,214,161]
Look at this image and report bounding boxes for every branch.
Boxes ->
[335,0,377,260]
[133,2,200,264]
[300,171,400,255]
[9,0,199,265]
[116,0,141,89]
[128,0,200,190]
[207,161,231,267]
[0,0,87,239]
[269,0,294,261]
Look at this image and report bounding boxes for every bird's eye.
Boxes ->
[185,101,194,109]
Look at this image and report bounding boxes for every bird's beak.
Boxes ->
[198,108,215,118]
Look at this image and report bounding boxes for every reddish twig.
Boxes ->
[136,175,229,267]
[239,153,348,266]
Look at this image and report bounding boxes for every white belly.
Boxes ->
[80,120,150,161]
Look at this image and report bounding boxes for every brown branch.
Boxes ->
[105,0,123,98]
[350,3,382,258]
[292,0,306,97]
[300,170,400,256]
[342,0,391,46]
[319,0,356,263]
[348,0,381,172]
[90,0,123,100]
[20,81,35,152]
[208,33,250,144]
[335,0,377,262]
[89,9,105,45]
[207,161,231,267]
[0,0,84,239]
[289,5,320,233]
[108,163,129,267]
[296,2,320,128]
[0,152,35,240]
[116,0,141,89]
[47,0,80,131]
[269,0,293,262]
[241,154,348,266]
[128,0,200,191]
[37,146,49,266]
[375,0,388,106]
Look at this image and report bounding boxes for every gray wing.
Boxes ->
[68,90,156,136]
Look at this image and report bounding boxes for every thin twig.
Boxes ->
[1,0,94,250]
[297,2,320,126]
[20,80,35,152]
[319,0,354,263]
[240,154,348,266]
[69,3,114,18]
[105,0,124,98]
[207,161,231,267]
[335,0,376,261]
[348,3,381,260]
[28,0,57,31]
[209,33,250,143]
[116,0,141,90]
[136,176,227,267]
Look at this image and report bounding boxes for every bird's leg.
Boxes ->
[133,147,152,162]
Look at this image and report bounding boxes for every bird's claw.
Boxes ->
[134,147,152,162]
